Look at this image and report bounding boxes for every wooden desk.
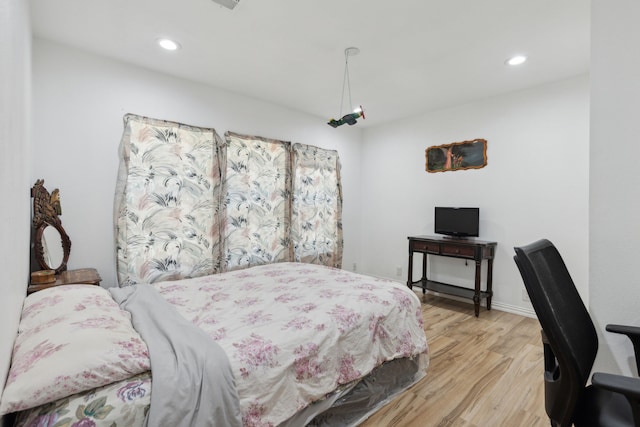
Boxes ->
[28,268,102,295]
[407,235,497,316]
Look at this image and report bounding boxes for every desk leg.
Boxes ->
[407,250,413,289]
[473,260,481,317]
[421,253,427,294]
[487,258,494,310]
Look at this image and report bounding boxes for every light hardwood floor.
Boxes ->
[360,293,548,427]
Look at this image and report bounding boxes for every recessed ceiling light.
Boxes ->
[157,38,181,51]
[506,55,527,66]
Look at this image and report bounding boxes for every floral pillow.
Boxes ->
[14,371,151,427]
[0,285,151,415]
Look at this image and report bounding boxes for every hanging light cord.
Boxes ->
[339,51,354,117]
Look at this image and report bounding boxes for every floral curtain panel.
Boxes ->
[291,143,343,268]
[114,114,224,285]
[222,132,292,270]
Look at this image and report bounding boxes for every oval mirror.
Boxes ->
[35,222,71,275]
[43,226,63,270]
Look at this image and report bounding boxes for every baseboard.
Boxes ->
[428,291,536,318]
[378,277,538,319]
[490,300,536,319]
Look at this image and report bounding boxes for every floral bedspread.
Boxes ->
[7,263,428,427]
[152,262,428,427]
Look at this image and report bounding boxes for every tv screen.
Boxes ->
[434,207,479,237]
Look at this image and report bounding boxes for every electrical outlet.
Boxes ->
[395,266,402,277]
[522,289,530,302]
[352,263,357,272]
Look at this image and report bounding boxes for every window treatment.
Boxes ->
[115,115,343,285]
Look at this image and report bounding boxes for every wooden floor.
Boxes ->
[360,293,548,427]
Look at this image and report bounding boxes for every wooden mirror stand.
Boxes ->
[31,179,71,275]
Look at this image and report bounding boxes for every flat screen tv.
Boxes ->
[434,207,479,238]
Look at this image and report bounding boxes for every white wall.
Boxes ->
[0,0,31,402]
[590,0,640,376]
[10,0,640,412]
[360,75,590,315]
[32,39,363,287]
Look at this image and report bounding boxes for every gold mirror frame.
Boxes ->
[425,138,488,173]
[31,179,71,275]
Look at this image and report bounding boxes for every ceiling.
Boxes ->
[29,0,590,127]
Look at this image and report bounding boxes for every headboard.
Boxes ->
[114,114,225,286]
[114,114,343,286]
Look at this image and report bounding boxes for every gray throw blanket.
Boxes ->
[110,284,242,427]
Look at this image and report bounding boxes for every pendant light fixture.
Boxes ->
[327,47,365,128]
[211,0,240,10]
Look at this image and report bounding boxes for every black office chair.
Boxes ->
[513,239,640,427]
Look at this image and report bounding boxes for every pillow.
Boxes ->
[0,285,151,415]
[13,371,152,427]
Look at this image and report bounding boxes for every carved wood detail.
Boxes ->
[31,179,71,274]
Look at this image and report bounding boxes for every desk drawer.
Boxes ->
[411,240,440,253]
[441,244,475,258]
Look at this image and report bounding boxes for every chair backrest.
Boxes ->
[513,239,598,427]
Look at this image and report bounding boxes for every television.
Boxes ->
[434,207,479,238]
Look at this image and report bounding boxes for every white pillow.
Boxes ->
[0,285,151,415]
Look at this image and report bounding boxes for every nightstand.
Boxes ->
[27,268,102,295]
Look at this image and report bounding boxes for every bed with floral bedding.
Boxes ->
[1,262,429,427]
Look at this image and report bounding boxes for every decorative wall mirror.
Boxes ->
[31,179,71,275]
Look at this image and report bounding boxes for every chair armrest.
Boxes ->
[592,373,640,425]
[606,324,640,340]
[592,372,640,399]
[606,324,640,376]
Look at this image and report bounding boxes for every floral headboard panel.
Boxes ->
[291,143,343,268]
[223,132,292,270]
[222,135,343,270]
[114,114,224,286]
[114,115,344,286]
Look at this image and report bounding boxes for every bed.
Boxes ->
[0,262,428,426]
[0,115,428,425]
